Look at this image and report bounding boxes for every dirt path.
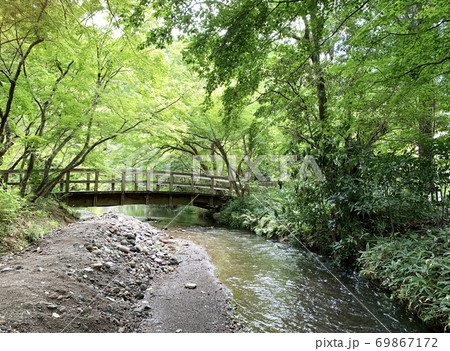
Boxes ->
[0,213,235,333]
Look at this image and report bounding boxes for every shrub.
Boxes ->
[0,188,23,222]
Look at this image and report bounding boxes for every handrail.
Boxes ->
[0,169,233,196]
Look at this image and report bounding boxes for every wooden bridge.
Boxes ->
[0,169,234,209]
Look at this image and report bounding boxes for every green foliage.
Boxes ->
[359,228,450,331]
[219,142,449,266]
[23,224,49,243]
[0,188,23,222]
[217,187,296,241]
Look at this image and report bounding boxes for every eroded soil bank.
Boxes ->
[0,213,235,333]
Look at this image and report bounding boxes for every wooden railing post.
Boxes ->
[65,172,70,193]
[146,169,154,191]
[94,171,99,192]
[134,172,138,191]
[111,176,115,191]
[121,171,126,192]
[169,173,173,192]
[190,174,194,192]
[155,175,160,191]
[120,171,126,205]
[210,176,215,195]
[86,172,91,191]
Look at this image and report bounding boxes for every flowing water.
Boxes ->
[84,205,432,333]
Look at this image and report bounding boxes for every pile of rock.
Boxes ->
[68,213,180,330]
[0,212,180,333]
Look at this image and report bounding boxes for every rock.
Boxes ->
[129,262,137,268]
[118,327,125,333]
[185,283,197,289]
[135,292,145,300]
[52,313,60,318]
[1,267,13,273]
[16,265,24,270]
[91,263,103,270]
[125,233,135,239]
[82,324,89,331]
[118,245,130,253]
[0,320,6,326]
[139,284,147,291]
[46,304,58,310]
[169,258,179,265]
[104,262,114,269]
[92,250,103,256]
[83,267,94,273]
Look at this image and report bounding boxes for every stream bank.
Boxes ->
[83,205,433,333]
[0,212,234,333]
[215,204,449,332]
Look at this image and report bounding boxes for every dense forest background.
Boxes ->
[0,0,449,329]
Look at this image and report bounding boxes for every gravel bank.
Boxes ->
[0,213,235,333]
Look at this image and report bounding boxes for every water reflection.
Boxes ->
[80,205,430,333]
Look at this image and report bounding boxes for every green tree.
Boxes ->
[0,0,50,162]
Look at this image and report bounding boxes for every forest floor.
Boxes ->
[0,212,235,333]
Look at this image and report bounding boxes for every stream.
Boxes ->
[84,205,432,333]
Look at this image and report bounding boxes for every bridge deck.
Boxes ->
[58,190,229,209]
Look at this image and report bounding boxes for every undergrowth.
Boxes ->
[358,228,450,331]
[0,195,75,254]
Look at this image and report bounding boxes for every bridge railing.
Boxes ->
[0,169,232,196]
